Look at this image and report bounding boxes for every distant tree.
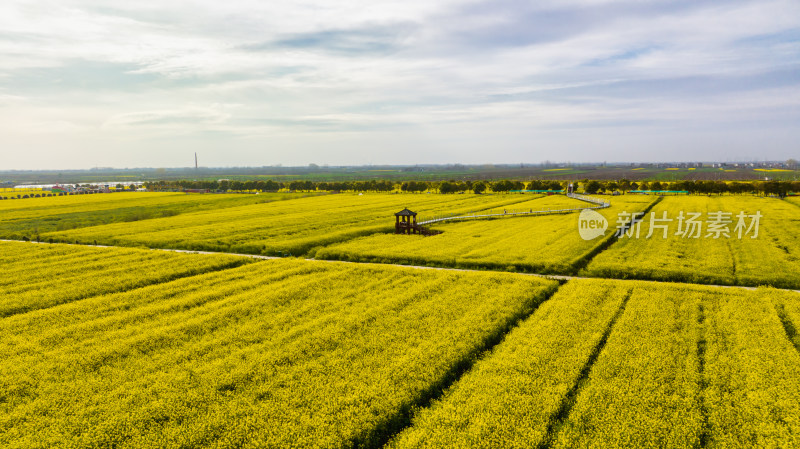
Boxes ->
[263,180,281,191]
[472,181,487,194]
[584,180,601,194]
[526,180,545,191]
[491,180,512,192]
[400,181,429,193]
[763,181,790,197]
[438,181,457,194]
[491,180,524,192]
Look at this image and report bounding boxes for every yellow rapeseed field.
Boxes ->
[0,192,295,238]
[317,195,654,273]
[0,255,557,448]
[0,241,250,317]
[42,193,537,256]
[392,280,800,448]
[2,190,800,447]
[586,196,800,288]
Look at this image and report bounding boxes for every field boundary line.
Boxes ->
[0,239,281,260]
[4,239,800,294]
[417,193,610,225]
[536,288,634,449]
[775,302,800,355]
[697,302,710,447]
[782,197,800,211]
[371,281,564,449]
[0,249,253,319]
[569,196,662,274]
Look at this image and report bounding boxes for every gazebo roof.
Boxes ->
[395,208,417,217]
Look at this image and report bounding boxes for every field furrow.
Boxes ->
[42,193,537,256]
[0,241,251,317]
[552,284,704,448]
[389,279,630,448]
[586,196,800,288]
[0,257,557,448]
[0,192,300,238]
[704,288,800,447]
[316,196,655,273]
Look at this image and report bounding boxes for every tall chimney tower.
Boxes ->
[195,152,198,169]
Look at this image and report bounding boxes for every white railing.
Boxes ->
[567,192,611,208]
[417,193,610,225]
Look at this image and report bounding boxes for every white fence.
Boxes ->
[417,193,610,225]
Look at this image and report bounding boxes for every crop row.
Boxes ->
[0,257,557,448]
[392,280,800,448]
[0,192,300,238]
[42,193,539,256]
[389,279,632,448]
[585,196,800,288]
[316,195,655,273]
[0,241,250,317]
[3,238,800,448]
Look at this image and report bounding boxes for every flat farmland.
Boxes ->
[0,240,250,317]
[0,192,299,238]
[585,196,800,288]
[316,195,654,273]
[3,189,800,447]
[391,279,800,448]
[0,252,557,448]
[42,193,536,256]
[477,194,586,215]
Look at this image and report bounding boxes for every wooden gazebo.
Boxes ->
[395,208,418,234]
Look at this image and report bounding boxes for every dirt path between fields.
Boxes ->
[4,238,798,294]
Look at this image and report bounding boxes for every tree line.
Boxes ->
[581,179,800,196]
[144,178,799,196]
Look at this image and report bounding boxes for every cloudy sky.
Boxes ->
[1,0,798,169]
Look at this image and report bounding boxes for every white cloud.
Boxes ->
[0,0,798,168]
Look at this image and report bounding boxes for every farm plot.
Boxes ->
[0,241,250,317]
[0,192,297,238]
[316,195,655,274]
[476,194,587,215]
[585,196,800,288]
[390,279,632,448]
[0,259,557,448]
[42,193,534,256]
[551,283,704,448]
[702,288,800,448]
[393,280,800,448]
